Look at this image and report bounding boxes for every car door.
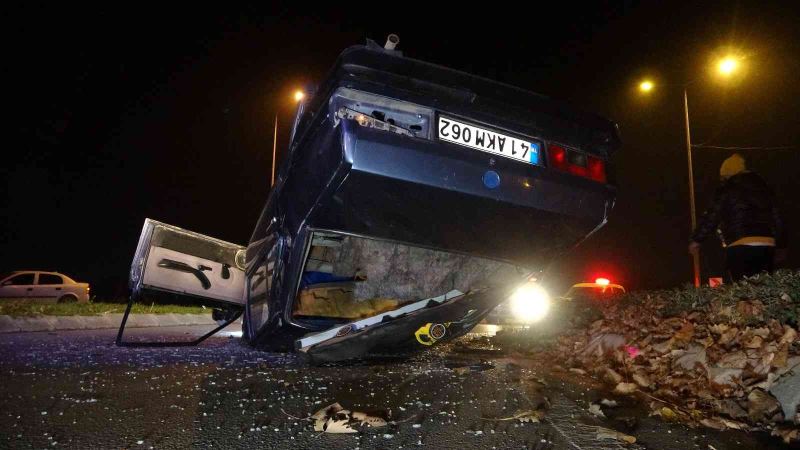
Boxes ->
[129,219,246,306]
[34,273,64,302]
[244,233,281,340]
[0,273,36,299]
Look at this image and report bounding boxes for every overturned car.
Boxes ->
[118,38,621,363]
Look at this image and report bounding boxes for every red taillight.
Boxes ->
[587,156,606,183]
[548,144,606,183]
[549,145,568,171]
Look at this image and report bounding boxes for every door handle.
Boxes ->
[157,259,212,290]
[55,287,62,291]
[26,287,33,291]
[221,263,231,280]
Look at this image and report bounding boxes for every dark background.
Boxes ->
[4,2,799,298]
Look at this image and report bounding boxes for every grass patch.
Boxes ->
[0,300,208,317]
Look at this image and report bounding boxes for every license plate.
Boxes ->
[438,116,540,165]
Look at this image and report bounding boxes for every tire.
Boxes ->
[57,294,78,304]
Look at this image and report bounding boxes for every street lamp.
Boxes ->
[717,57,738,76]
[271,90,306,187]
[638,55,742,287]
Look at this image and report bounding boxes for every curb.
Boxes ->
[0,313,217,334]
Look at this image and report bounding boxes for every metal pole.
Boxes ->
[271,115,278,187]
[684,89,701,287]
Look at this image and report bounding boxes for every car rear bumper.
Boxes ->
[308,122,614,268]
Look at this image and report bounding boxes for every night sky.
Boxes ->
[4,2,800,298]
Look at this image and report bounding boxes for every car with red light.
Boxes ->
[563,278,626,303]
[118,37,621,363]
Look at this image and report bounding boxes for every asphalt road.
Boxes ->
[0,324,789,449]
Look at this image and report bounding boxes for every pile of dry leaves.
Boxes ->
[549,270,800,444]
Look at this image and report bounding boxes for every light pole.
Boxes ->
[638,54,742,287]
[271,90,306,187]
[683,89,700,287]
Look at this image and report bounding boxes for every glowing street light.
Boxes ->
[639,80,654,93]
[293,90,305,102]
[717,57,738,76]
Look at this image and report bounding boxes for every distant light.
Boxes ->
[639,80,654,93]
[595,278,610,286]
[718,57,738,76]
[293,90,305,102]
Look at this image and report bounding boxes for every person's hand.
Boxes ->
[688,241,701,255]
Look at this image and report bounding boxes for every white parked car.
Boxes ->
[0,271,90,303]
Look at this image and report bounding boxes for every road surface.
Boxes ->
[0,324,788,449]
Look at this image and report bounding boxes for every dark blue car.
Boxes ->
[120,39,620,363]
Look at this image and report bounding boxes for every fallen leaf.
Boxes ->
[312,403,357,434]
[779,326,797,345]
[747,389,782,422]
[588,403,605,418]
[652,338,675,354]
[483,409,544,423]
[707,367,743,387]
[604,368,623,385]
[583,333,626,356]
[700,417,727,430]
[311,403,388,433]
[709,324,729,335]
[674,322,695,342]
[717,351,748,369]
[745,335,764,349]
[772,426,800,444]
[672,344,707,371]
[595,426,636,444]
[614,382,638,395]
[718,327,739,346]
[713,399,748,420]
[632,372,651,388]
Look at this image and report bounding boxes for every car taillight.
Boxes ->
[549,145,568,171]
[587,156,606,183]
[548,144,606,183]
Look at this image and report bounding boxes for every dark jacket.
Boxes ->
[691,171,786,248]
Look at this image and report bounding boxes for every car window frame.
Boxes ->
[3,273,36,286]
[37,273,64,285]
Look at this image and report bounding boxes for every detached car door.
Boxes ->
[129,219,246,306]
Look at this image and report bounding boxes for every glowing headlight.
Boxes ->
[509,283,550,323]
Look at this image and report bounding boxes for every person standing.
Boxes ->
[689,153,787,282]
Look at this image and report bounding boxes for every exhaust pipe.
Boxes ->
[384,34,399,50]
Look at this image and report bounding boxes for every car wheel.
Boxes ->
[57,294,78,303]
